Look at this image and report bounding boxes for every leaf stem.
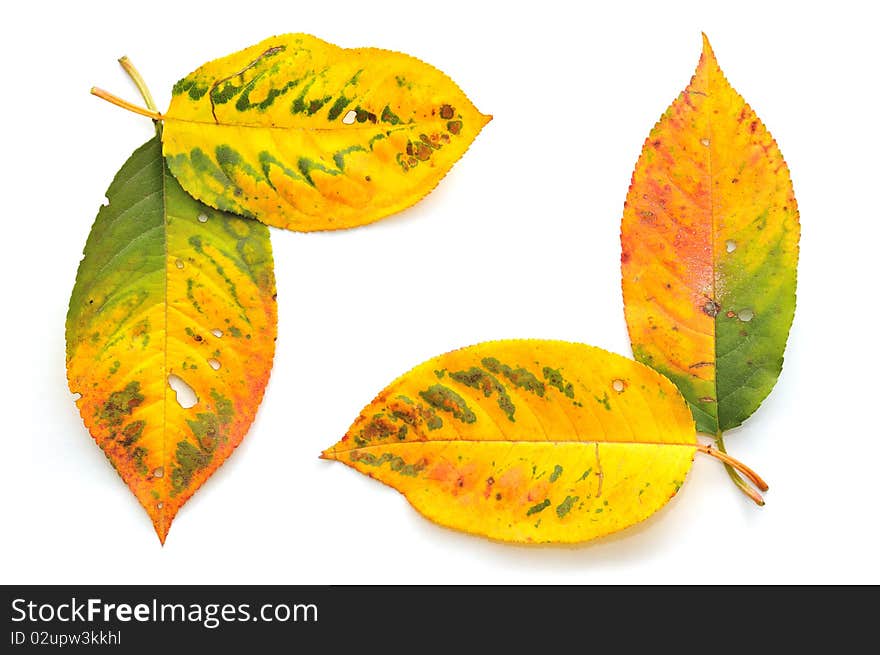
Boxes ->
[90,87,164,121]
[117,56,158,113]
[696,439,767,506]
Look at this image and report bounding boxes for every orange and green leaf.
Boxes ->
[621,35,799,435]
[161,33,491,231]
[66,136,277,543]
[322,340,697,544]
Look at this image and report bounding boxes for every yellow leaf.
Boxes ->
[621,35,799,437]
[66,137,277,543]
[161,34,491,231]
[322,340,697,544]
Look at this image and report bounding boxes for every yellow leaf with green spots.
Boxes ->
[160,33,491,231]
[322,340,700,544]
[66,136,277,543]
[621,35,799,440]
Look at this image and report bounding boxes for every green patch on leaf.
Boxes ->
[481,357,545,397]
[543,366,574,398]
[98,381,144,427]
[419,384,476,424]
[556,495,579,519]
[526,499,551,516]
[449,367,515,422]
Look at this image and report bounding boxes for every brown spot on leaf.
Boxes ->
[446,120,462,135]
[355,108,377,123]
[363,415,396,441]
[99,381,144,427]
[120,420,146,446]
[702,299,721,318]
[439,104,455,119]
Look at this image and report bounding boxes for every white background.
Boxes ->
[3,0,878,584]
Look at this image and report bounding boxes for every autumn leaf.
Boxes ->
[66,135,277,543]
[97,34,491,231]
[322,340,762,544]
[621,36,799,462]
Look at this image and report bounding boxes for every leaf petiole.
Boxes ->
[117,56,158,113]
[696,440,767,506]
[90,87,164,121]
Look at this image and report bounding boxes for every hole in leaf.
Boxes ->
[175,258,185,269]
[168,374,198,409]
[700,138,710,147]
[211,329,223,338]
[726,240,736,253]
[612,379,625,393]
[71,392,82,401]
[157,502,164,510]
[153,467,164,478]
[197,213,208,223]
[738,308,754,322]
[208,358,221,371]
[342,109,357,124]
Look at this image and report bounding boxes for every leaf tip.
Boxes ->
[154,522,169,546]
[700,32,717,63]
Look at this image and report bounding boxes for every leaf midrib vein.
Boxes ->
[163,116,448,133]
[329,438,698,455]
[705,56,720,435]
[160,145,169,533]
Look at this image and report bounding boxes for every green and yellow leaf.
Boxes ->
[322,340,697,544]
[161,33,491,231]
[621,35,799,435]
[66,136,277,543]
